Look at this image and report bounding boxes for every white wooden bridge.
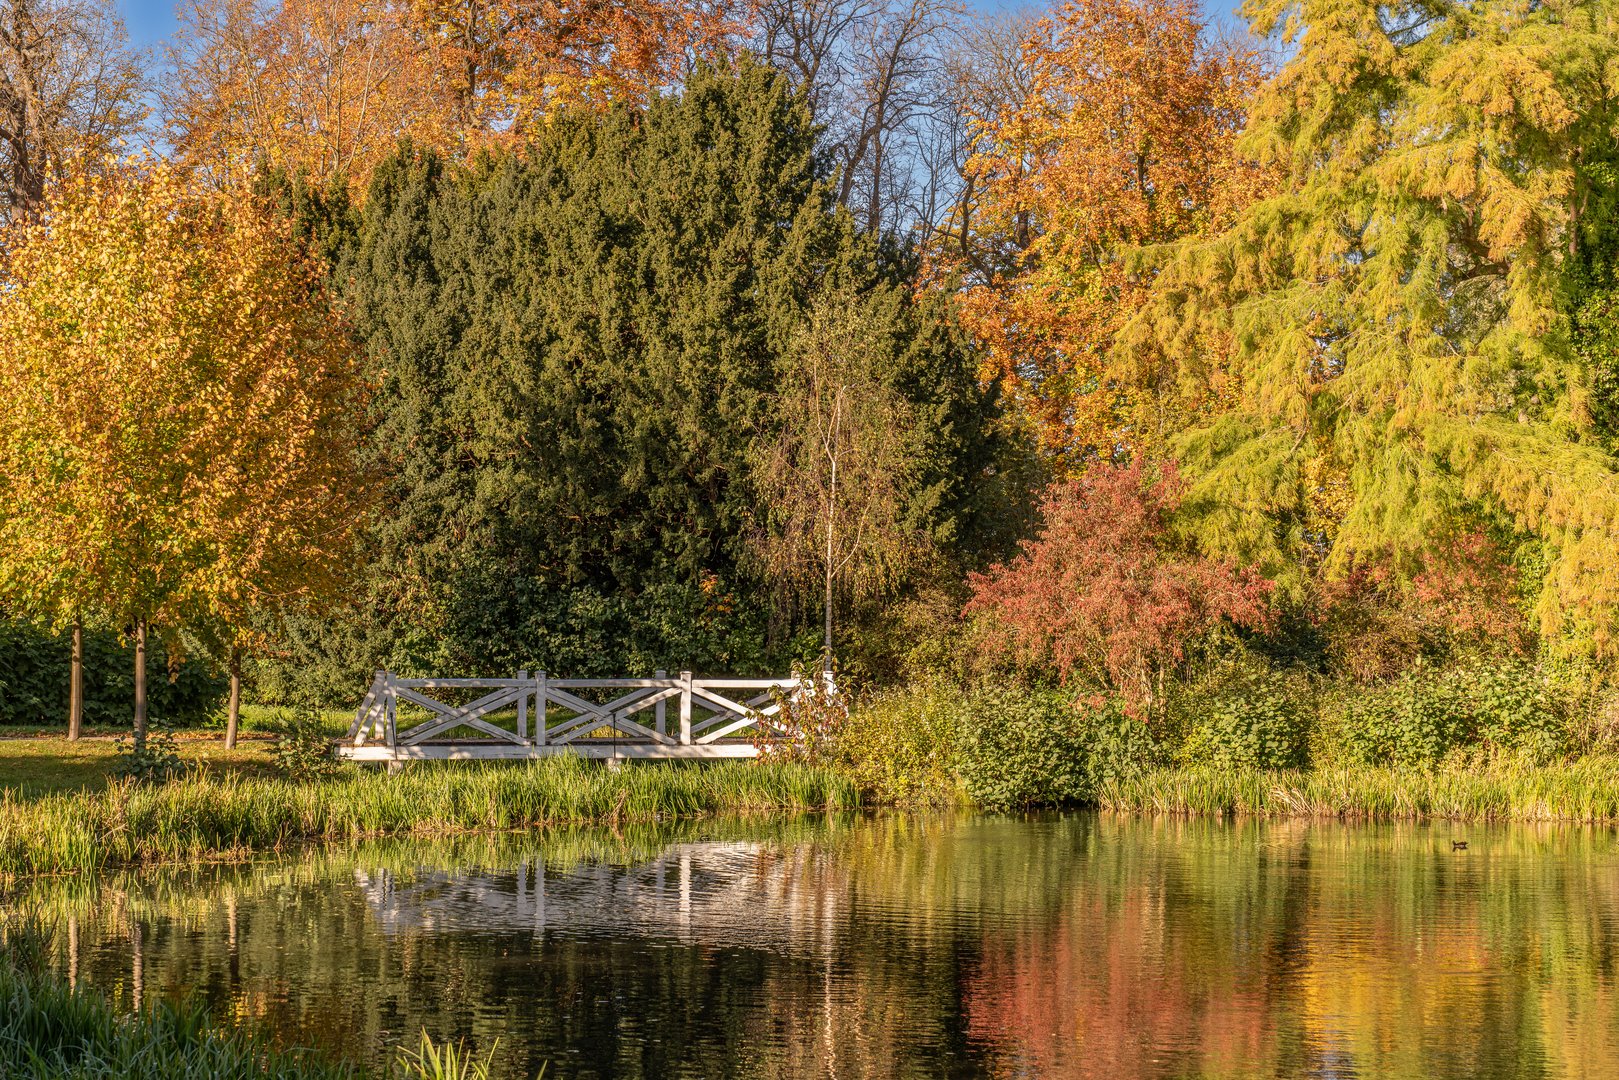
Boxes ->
[337,670,809,762]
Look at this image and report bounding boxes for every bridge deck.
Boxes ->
[338,739,763,761]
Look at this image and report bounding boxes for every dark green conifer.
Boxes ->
[256,59,1011,696]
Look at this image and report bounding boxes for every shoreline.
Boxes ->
[1098,760,1619,824]
[7,754,1619,880]
[0,757,859,879]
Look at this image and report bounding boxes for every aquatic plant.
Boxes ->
[0,918,354,1079]
[0,757,859,878]
[1096,759,1619,822]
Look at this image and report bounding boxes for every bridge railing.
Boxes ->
[339,670,812,760]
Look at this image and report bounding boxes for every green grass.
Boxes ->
[0,754,859,878]
[0,731,282,798]
[1098,758,1619,822]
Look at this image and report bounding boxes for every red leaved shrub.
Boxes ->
[965,460,1272,712]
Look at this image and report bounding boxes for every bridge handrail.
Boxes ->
[343,670,820,752]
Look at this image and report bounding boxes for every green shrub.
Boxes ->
[955,687,1151,809]
[266,707,348,781]
[1173,659,1310,770]
[1324,660,1574,768]
[759,669,847,768]
[837,687,964,807]
[113,720,189,784]
[1467,659,1568,764]
[1330,667,1473,767]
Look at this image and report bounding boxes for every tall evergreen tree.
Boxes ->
[259,59,1011,697]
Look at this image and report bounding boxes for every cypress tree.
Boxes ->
[1119,0,1619,653]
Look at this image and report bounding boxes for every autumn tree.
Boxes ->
[242,62,1011,699]
[167,0,745,188]
[0,0,145,734]
[755,0,967,239]
[952,0,1265,467]
[924,11,1040,257]
[167,0,449,190]
[965,461,1271,713]
[0,0,146,219]
[751,291,929,672]
[0,163,373,745]
[1118,0,1619,652]
[414,0,744,138]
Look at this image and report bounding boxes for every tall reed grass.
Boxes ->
[1097,757,1619,822]
[0,757,858,878]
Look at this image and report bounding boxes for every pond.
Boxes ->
[16,812,1619,1078]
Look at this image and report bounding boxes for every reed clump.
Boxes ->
[1095,757,1619,822]
[0,757,858,878]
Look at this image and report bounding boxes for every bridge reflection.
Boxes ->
[354,840,843,956]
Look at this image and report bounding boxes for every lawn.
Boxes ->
[0,730,280,799]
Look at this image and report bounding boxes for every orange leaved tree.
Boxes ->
[412,0,747,138]
[167,0,453,191]
[966,461,1271,715]
[166,0,747,190]
[952,0,1266,468]
[0,162,374,747]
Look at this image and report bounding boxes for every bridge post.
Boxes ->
[654,669,667,736]
[679,670,693,745]
[534,671,547,746]
[383,672,397,750]
[517,669,529,742]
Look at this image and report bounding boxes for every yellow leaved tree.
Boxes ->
[0,162,375,747]
[951,0,1266,469]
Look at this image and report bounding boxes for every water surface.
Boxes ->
[15,812,1619,1078]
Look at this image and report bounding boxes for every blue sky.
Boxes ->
[117,0,174,49]
[115,0,1251,52]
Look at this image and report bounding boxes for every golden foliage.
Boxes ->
[413,0,745,136]
[0,161,375,643]
[1116,0,1619,651]
[167,0,453,190]
[950,0,1266,468]
[165,0,747,189]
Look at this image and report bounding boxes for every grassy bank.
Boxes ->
[824,682,1619,824]
[1095,759,1619,823]
[0,756,858,878]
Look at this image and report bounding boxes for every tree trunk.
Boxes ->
[824,454,836,676]
[823,554,834,676]
[225,648,241,750]
[68,619,83,741]
[133,619,148,749]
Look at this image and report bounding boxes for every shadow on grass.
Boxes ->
[0,733,283,800]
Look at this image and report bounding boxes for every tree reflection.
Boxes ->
[8,814,1619,1079]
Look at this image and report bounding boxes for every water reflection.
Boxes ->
[10,813,1619,1079]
